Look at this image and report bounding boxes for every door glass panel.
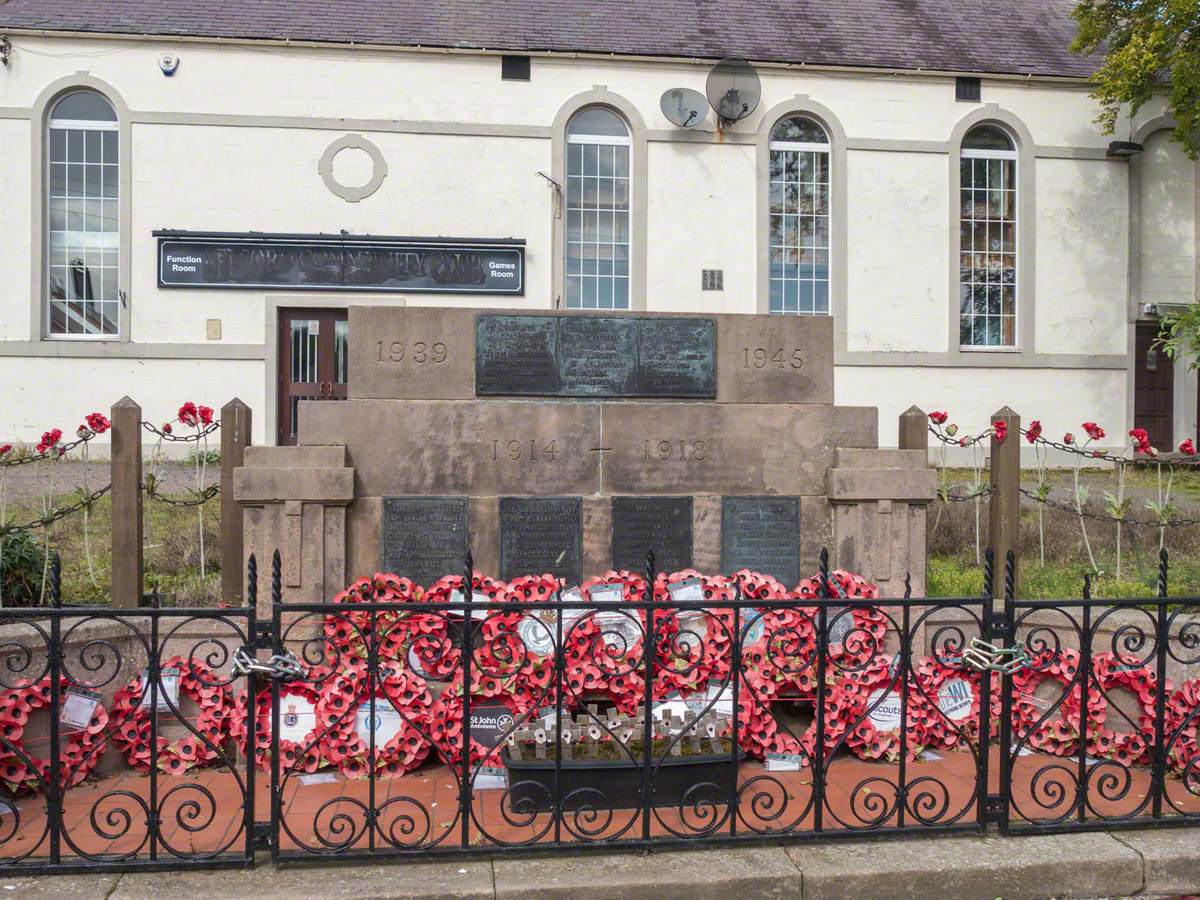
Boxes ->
[334,319,349,385]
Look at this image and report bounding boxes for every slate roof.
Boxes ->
[0,0,1099,79]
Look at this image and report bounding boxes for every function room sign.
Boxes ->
[155,231,524,295]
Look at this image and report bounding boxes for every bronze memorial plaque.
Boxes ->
[475,315,715,398]
[611,496,693,573]
[499,497,583,584]
[381,497,469,585]
[720,496,801,586]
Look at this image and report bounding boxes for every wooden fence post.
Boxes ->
[988,406,1021,601]
[110,397,143,608]
[898,405,928,453]
[220,399,252,606]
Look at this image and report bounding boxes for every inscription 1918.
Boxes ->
[476,315,715,399]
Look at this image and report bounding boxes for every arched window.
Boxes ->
[565,107,630,309]
[768,115,830,315]
[47,90,119,337]
[959,123,1017,347]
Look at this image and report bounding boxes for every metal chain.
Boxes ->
[231,647,305,681]
[963,637,1031,674]
[142,482,220,507]
[140,421,220,443]
[0,434,92,468]
[1019,486,1200,528]
[0,484,112,536]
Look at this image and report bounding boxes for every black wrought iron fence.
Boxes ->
[0,549,1197,875]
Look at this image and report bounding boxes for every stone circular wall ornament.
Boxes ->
[319,133,387,202]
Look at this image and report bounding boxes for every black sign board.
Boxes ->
[720,496,801,587]
[499,497,582,585]
[470,704,517,750]
[611,496,693,573]
[156,232,524,295]
[381,497,469,585]
[476,315,715,398]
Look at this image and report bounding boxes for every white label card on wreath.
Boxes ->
[590,584,624,604]
[475,766,507,790]
[448,589,494,619]
[766,753,803,771]
[60,689,101,731]
[140,668,180,712]
[742,610,766,646]
[354,701,403,747]
[866,688,903,733]
[278,695,318,742]
[595,610,642,648]
[517,613,557,656]
[299,771,338,786]
[667,578,704,605]
[827,608,853,647]
[937,678,974,722]
[685,681,733,719]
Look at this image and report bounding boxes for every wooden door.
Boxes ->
[1134,321,1173,449]
[277,309,348,445]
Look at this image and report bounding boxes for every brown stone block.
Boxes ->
[346,306,832,404]
[300,399,603,496]
[243,445,346,468]
[347,496,381,582]
[349,306,476,400]
[601,403,877,496]
[800,495,831,576]
[716,313,833,404]
[692,495,722,572]
[470,496,500,577]
[582,496,612,578]
[234,467,354,503]
[827,467,937,502]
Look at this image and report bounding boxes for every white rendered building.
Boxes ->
[0,1,1194,454]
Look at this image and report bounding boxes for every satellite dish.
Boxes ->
[660,88,708,128]
[705,57,761,125]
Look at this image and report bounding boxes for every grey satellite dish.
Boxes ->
[660,88,708,128]
[705,57,761,125]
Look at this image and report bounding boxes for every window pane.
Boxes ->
[959,145,1017,347]
[770,116,828,144]
[51,91,117,122]
[963,123,1014,152]
[768,146,830,317]
[565,138,630,310]
[567,107,628,137]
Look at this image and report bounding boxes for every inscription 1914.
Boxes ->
[476,315,715,399]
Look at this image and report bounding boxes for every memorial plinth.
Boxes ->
[237,305,933,606]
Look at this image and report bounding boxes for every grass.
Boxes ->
[1,485,220,606]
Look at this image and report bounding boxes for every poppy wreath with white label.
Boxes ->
[229,675,329,775]
[1010,647,1097,757]
[316,659,432,779]
[0,676,109,795]
[794,571,888,669]
[913,656,1000,750]
[109,655,234,775]
[426,675,533,769]
[478,574,562,695]
[323,572,423,673]
[402,572,508,682]
[651,570,736,696]
[1164,677,1200,777]
[570,572,654,714]
[827,655,935,762]
[1086,652,1166,767]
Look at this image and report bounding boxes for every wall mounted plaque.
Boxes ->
[499,497,582,585]
[156,231,524,294]
[611,496,693,573]
[720,496,800,586]
[476,315,715,398]
[381,497,469,585]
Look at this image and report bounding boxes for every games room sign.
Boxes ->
[155,231,524,295]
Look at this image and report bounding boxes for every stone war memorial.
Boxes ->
[236,306,937,603]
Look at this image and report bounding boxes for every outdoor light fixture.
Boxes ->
[1107,140,1144,158]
